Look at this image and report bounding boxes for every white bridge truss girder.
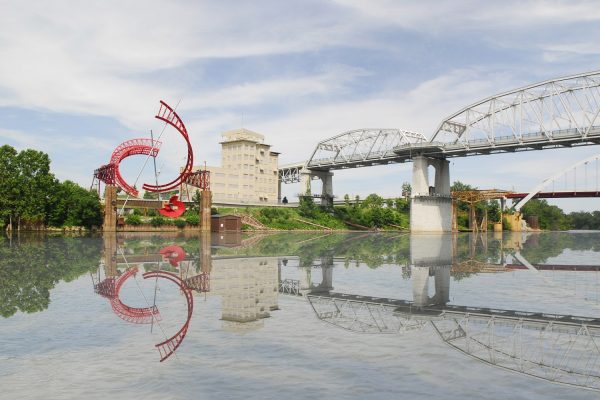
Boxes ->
[431,70,600,153]
[306,129,427,169]
[279,70,600,178]
[278,163,304,184]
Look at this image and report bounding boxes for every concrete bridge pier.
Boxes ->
[299,168,334,206]
[410,156,452,232]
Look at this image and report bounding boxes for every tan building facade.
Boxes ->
[187,129,280,204]
[208,256,280,333]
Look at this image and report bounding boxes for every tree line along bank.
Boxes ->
[0,144,598,231]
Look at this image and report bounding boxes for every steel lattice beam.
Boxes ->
[281,71,600,174]
[306,129,427,169]
[429,70,600,153]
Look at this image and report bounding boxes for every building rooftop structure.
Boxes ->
[183,128,280,204]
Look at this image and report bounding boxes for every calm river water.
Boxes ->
[1,231,599,399]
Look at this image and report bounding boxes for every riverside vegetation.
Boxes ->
[1,144,598,231]
[0,145,102,230]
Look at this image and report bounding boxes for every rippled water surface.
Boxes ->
[1,231,599,399]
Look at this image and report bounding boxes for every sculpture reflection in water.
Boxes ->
[92,238,205,362]
[92,267,161,324]
[142,270,193,362]
[300,234,600,392]
[93,233,278,359]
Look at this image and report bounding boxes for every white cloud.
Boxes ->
[333,0,600,32]
[2,0,600,211]
[0,1,360,128]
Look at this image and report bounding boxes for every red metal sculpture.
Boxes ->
[159,244,186,267]
[94,267,162,324]
[94,138,162,197]
[93,100,194,210]
[184,273,210,293]
[142,101,194,193]
[158,195,186,218]
[143,270,194,362]
[184,169,211,190]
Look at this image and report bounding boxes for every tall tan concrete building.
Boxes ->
[186,129,280,204]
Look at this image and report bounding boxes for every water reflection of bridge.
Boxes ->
[99,231,600,388]
[307,291,600,391]
[278,234,600,392]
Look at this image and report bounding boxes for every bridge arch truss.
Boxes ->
[431,71,600,154]
[306,129,427,169]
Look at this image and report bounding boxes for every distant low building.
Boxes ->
[185,128,280,204]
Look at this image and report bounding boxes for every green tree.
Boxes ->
[47,181,102,228]
[362,194,384,209]
[0,145,19,229]
[298,195,317,218]
[401,182,411,198]
[521,199,571,230]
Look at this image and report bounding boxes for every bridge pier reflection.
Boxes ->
[297,254,335,294]
[411,234,452,307]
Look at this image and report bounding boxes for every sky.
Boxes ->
[2,0,600,212]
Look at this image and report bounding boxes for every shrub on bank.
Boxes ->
[125,214,142,225]
[174,218,186,228]
[185,214,200,226]
[150,216,166,227]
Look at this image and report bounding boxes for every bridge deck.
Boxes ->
[307,292,600,328]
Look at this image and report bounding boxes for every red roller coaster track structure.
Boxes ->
[94,267,161,324]
[143,101,194,193]
[143,270,194,362]
[93,100,195,207]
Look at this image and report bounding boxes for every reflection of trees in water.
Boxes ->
[109,231,600,285]
[119,233,413,270]
[453,233,503,265]
[0,235,102,318]
[215,232,412,269]
[519,232,600,264]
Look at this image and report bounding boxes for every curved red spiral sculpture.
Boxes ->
[143,101,194,193]
[94,267,161,324]
[143,270,194,362]
[93,100,194,208]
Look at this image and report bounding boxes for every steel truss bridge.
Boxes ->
[307,292,600,392]
[280,70,600,182]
